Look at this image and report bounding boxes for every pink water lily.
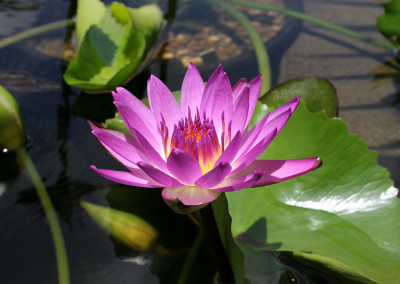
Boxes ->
[90,64,320,213]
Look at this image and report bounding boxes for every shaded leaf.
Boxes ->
[64,2,163,91]
[377,0,400,50]
[260,77,338,117]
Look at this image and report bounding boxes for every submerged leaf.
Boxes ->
[216,101,400,283]
[0,85,26,149]
[81,201,159,251]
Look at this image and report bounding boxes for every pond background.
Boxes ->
[0,0,399,283]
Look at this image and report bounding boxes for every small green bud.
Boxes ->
[0,85,26,149]
[80,201,159,251]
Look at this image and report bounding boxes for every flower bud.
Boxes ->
[0,85,26,149]
[81,201,158,251]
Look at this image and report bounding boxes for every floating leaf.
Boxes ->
[215,101,400,283]
[75,0,106,44]
[260,77,338,117]
[0,85,26,149]
[81,201,159,251]
[64,1,163,91]
[377,0,400,50]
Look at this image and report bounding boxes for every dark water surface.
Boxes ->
[0,0,399,283]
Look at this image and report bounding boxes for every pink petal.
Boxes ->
[231,87,249,134]
[90,166,162,187]
[235,109,292,163]
[137,161,184,188]
[147,75,181,131]
[162,186,220,206]
[166,149,203,185]
[232,78,247,102]
[231,129,277,175]
[267,95,299,122]
[195,161,232,189]
[112,88,162,152]
[240,158,322,187]
[91,128,151,169]
[213,131,242,166]
[200,65,233,136]
[180,63,205,116]
[210,170,262,192]
[245,75,262,128]
[131,128,168,172]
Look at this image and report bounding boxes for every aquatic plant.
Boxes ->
[63,0,163,92]
[89,64,320,213]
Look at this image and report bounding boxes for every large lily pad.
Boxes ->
[377,0,400,50]
[215,101,400,283]
[63,0,163,92]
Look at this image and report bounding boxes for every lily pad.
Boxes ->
[260,77,338,117]
[377,0,400,50]
[63,1,163,92]
[215,101,400,283]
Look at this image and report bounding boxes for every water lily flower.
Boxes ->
[90,64,320,213]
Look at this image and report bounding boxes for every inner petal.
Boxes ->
[161,108,231,174]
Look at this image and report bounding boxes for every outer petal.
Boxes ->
[137,161,184,188]
[166,149,203,185]
[231,129,277,175]
[231,87,249,135]
[232,78,247,102]
[90,166,162,188]
[200,64,233,136]
[210,170,262,192]
[180,63,205,116]
[131,128,168,172]
[91,128,151,169]
[195,161,232,189]
[148,75,181,131]
[267,95,299,122]
[162,186,220,206]
[239,158,322,187]
[245,75,262,128]
[112,88,162,152]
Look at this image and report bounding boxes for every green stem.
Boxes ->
[176,223,204,284]
[214,1,271,94]
[0,19,75,49]
[231,0,396,52]
[16,148,70,284]
[200,204,234,283]
[166,0,178,24]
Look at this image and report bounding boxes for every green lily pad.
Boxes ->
[377,0,400,50]
[214,101,400,283]
[260,77,338,118]
[63,1,163,92]
[0,85,26,149]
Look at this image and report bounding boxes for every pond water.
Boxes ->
[0,0,399,283]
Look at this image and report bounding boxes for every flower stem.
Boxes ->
[0,19,75,49]
[176,224,204,284]
[15,148,70,284]
[166,0,178,24]
[231,0,397,52]
[200,204,234,283]
[214,0,271,95]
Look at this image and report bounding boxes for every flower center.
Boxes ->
[161,108,231,173]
